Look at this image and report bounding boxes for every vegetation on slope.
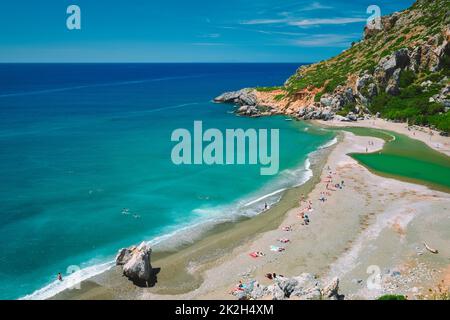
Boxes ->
[280,0,450,132]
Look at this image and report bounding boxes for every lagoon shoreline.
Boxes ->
[44,118,450,300]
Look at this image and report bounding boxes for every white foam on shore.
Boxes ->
[21,261,115,300]
[318,137,338,149]
[243,188,287,207]
[20,136,333,300]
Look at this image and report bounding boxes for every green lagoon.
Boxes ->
[334,127,450,192]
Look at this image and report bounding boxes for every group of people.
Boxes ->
[243,166,348,294]
[297,197,313,225]
[122,208,141,219]
[366,140,375,153]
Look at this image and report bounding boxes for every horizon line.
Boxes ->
[0,61,312,64]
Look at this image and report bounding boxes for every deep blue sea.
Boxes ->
[0,63,334,299]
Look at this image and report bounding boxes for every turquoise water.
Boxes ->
[0,64,334,299]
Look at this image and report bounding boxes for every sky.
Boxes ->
[0,0,415,63]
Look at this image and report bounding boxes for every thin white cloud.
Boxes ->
[298,1,333,11]
[288,17,366,27]
[219,25,305,36]
[241,17,365,27]
[256,30,307,36]
[271,1,333,14]
[241,18,288,25]
[292,33,359,47]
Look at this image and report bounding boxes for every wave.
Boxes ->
[243,188,286,207]
[318,137,338,149]
[21,261,115,300]
[20,139,325,300]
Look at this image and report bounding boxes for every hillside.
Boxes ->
[215,0,450,133]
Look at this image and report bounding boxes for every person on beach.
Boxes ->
[57,273,63,281]
[264,202,268,210]
[304,214,310,225]
[265,273,282,280]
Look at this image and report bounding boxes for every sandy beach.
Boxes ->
[52,120,450,300]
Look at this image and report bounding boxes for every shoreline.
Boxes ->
[37,133,336,300]
[189,130,449,300]
[43,118,450,300]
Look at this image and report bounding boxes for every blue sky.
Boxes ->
[0,0,415,62]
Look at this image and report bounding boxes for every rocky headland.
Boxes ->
[215,0,450,134]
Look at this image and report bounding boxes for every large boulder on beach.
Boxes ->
[275,277,299,297]
[116,247,135,265]
[322,277,342,300]
[291,286,322,300]
[116,242,153,286]
[264,284,286,300]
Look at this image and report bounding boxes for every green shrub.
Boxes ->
[428,112,450,132]
[255,86,283,92]
[377,294,407,300]
[402,27,411,34]
[393,36,406,47]
[314,92,324,102]
[369,92,391,114]
[399,69,416,88]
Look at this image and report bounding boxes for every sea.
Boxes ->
[0,63,335,299]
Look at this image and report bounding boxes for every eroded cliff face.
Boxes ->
[215,0,450,131]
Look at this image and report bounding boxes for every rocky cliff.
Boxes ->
[215,0,450,133]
